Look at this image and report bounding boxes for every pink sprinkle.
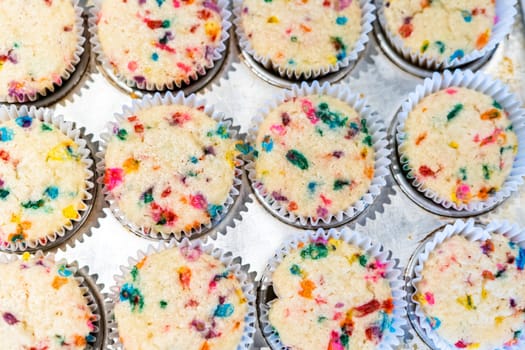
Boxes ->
[333,312,342,320]
[328,331,345,350]
[190,193,207,210]
[104,168,123,191]
[456,184,471,201]
[173,0,180,7]
[425,292,435,305]
[494,15,499,24]
[316,206,328,217]
[270,124,286,136]
[181,246,202,262]
[154,42,176,54]
[335,302,344,308]
[177,62,191,73]
[301,99,319,124]
[445,88,458,95]
[337,0,352,10]
[128,61,138,71]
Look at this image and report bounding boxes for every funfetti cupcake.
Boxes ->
[0,106,94,252]
[0,0,85,103]
[0,253,99,349]
[99,92,241,240]
[234,0,375,79]
[396,70,525,212]
[109,239,256,350]
[259,228,407,350]
[412,219,525,350]
[90,0,231,90]
[377,0,517,69]
[246,81,390,227]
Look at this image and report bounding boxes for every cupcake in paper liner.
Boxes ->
[233,0,375,79]
[245,81,390,227]
[396,69,525,212]
[89,0,231,91]
[0,106,95,252]
[97,91,242,240]
[376,0,517,70]
[0,251,102,349]
[411,219,525,349]
[259,227,407,350]
[0,0,86,103]
[107,238,256,350]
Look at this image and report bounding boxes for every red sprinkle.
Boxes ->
[419,165,435,177]
[398,23,413,38]
[144,18,163,29]
[354,299,380,317]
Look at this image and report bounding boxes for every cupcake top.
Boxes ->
[104,104,238,235]
[0,0,80,101]
[0,255,96,350]
[382,0,495,64]
[401,87,517,206]
[253,94,375,220]
[0,116,88,247]
[238,0,362,75]
[114,245,248,350]
[414,234,525,349]
[96,0,225,88]
[268,237,395,349]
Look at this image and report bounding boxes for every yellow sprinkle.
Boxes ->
[414,293,427,305]
[235,288,247,304]
[22,252,31,261]
[346,253,358,265]
[62,205,78,220]
[467,344,480,349]
[10,213,20,223]
[328,238,341,249]
[448,141,459,149]
[328,55,337,65]
[495,316,505,325]
[267,16,279,23]
[481,286,489,300]
[47,141,76,161]
[456,294,476,310]
[123,157,140,174]
[261,170,269,176]
[204,20,220,39]
[225,149,236,169]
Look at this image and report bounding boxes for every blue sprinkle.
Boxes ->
[44,186,59,200]
[426,316,441,330]
[517,247,525,270]
[449,49,465,61]
[0,127,14,142]
[336,16,348,25]
[207,204,222,219]
[151,52,159,61]
[58,264,73,277]
[288,59,295,65]
[261,135,274,152]
[190,156,198,164]
[307,181,318,194]
[85,334,96,343]
[509,241,517,249]
[336,51,347,61]
[214,303,234,317]
[15,116,33,128]
[461,10,472,22]
[379,311,393,332]
[155,0,166,6]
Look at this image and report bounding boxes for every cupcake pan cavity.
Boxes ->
[5,1,525,349]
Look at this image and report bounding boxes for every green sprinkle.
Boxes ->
[160,300,168,309]
[359,254,368,267]
[459,167,467,181]
[505,124,514,131]
[482,164,491,180]
[117,129,128,141]
[22,199,45,209]
[333,179,350,191]
[290,36,297,43]
[363,135,372,146]
[286,149,309,170]
[420,40,430,53]
[215,125,229,139]
[300,243,329,260]
[360,118,369,133]
[131,266,139,282]
[315,102,348,129]
[235,142,253,155]
[315,127,324,136]
[317,316,327,323]
[162,20,171,28]
[500,146,513,155]
[264,0,272,2]
[142,188,154,204]
[435,41,445,54]
[447,104,464,121]
[0,189,9,199]
[340,333,349,347]
[493,100,502,109]
[41,123,53,131]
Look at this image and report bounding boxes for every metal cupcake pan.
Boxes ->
[0,1,523,349]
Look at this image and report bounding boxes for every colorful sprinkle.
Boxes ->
[0,189,10,200]
[298,279,316,298]
[104,168,124,191]
[261,135,274,152]
[178,266,192,289]
[398,22,413,38]
[336,16,348,25]
[480,108,501,120]
[58,265,73,277]
[0,127,14,142]
[2,312,18,325]
[476,30,490,50]
[354,299,380,317]
[426,316,441,330]
[141,188,154,204]
[15,116,32,128]
[300,243,329,260]
[116,128,128,141]
[456,294,476,310]
[286,149,309,170]
[461,10,472,22]
[516,247,525,270]
[450,49,465,61]
[447,103,464,121]
[160,300,168,309]
[120,283,144,312]
[420,40,429,53]
[333,179,350,190]
[44,186,59,200]
[214,303,234,317]
[435,41,445,54]
[62,205,78,219]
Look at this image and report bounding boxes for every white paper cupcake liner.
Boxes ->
[89,0,231,91]
[245,81,391,227]
[233,0,375,80]
[107,238,257,349]
[376,0,517,70]
[1,0,86,103]
[97,91,243,241]
[0,105,95,252]
[411,219,525,350]
[0,251,105,348]
[396,69,525,212]
[259,227,407,350]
